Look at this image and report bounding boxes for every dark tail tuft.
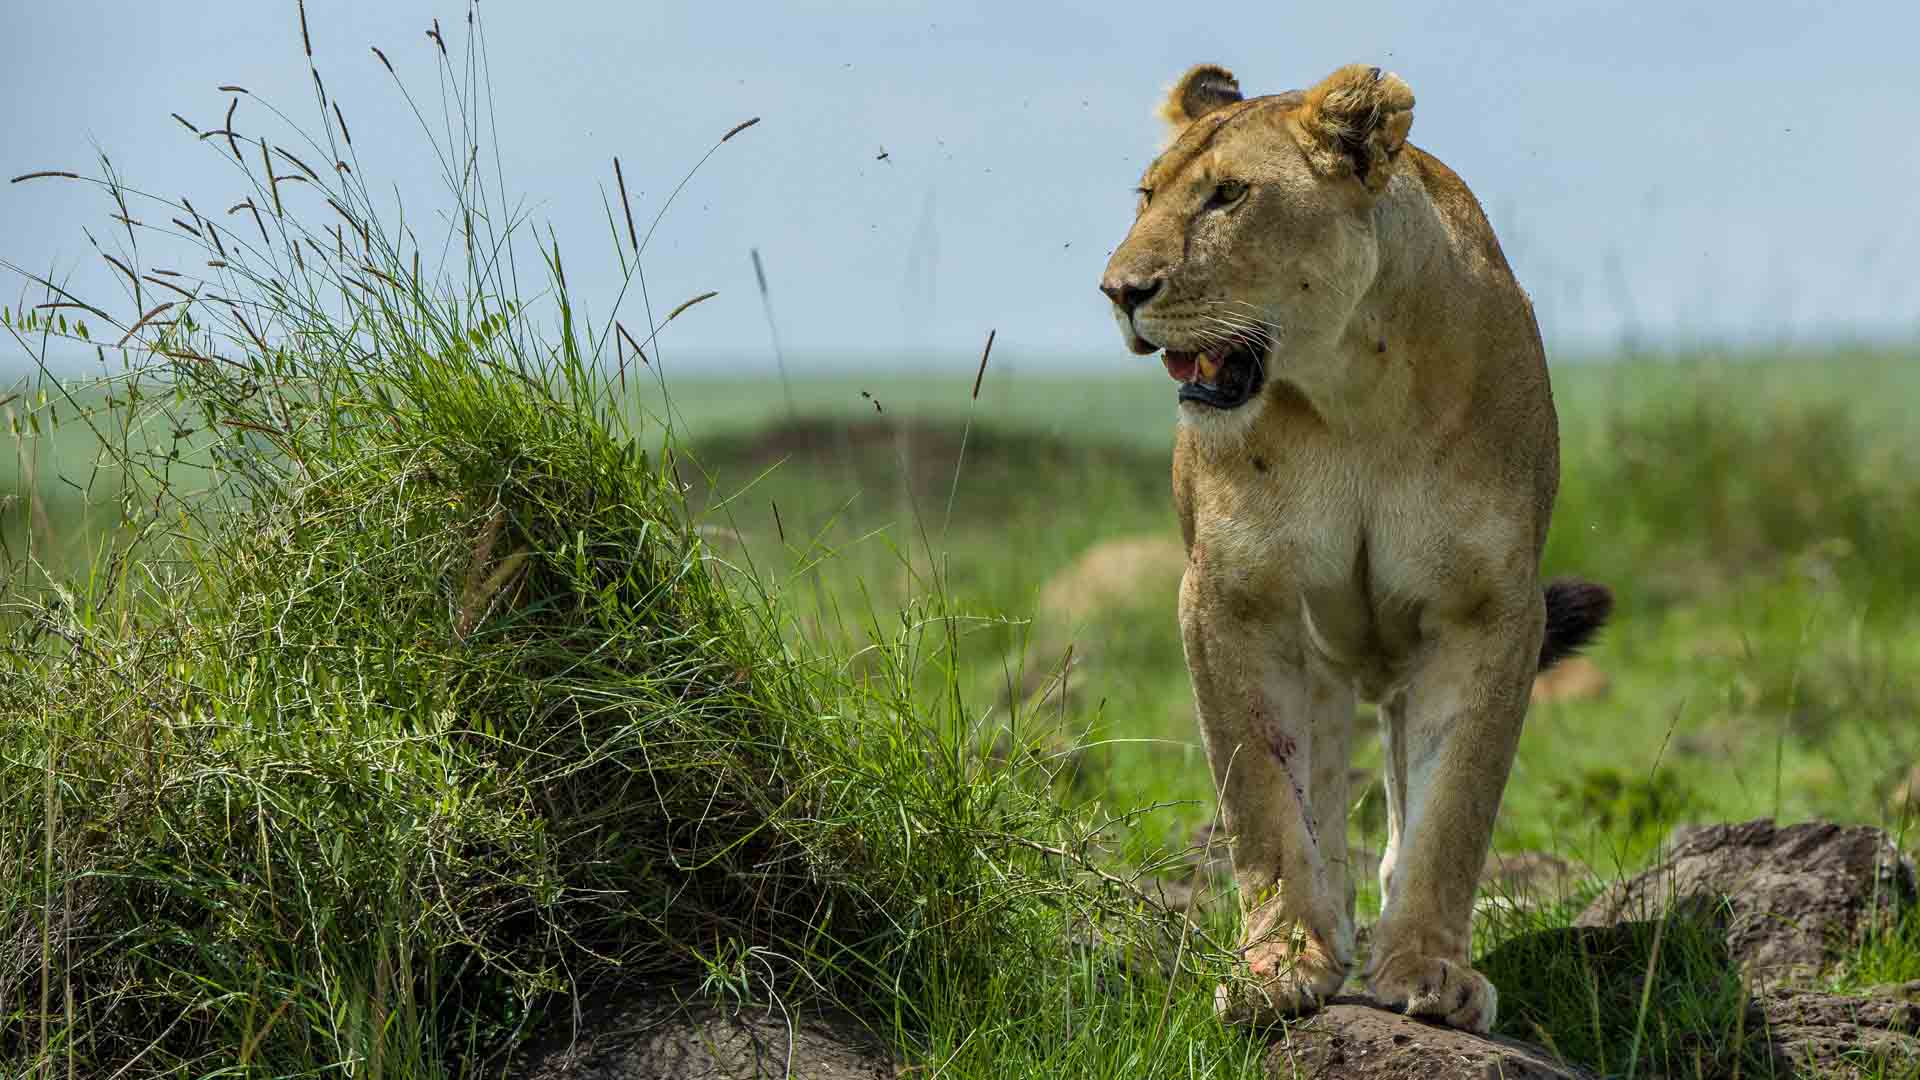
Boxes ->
[1539,577,1613,671]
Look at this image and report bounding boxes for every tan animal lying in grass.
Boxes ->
[1098,62,1612,1033]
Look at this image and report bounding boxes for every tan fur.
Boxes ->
[1102,63,1563,1033]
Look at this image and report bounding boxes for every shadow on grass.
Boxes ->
[1481,901,1770,1079]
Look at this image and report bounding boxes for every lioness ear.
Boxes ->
[1298,64,1415,193]
[1158,64,1243,133]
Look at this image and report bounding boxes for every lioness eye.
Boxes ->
[1208,180,1247,208]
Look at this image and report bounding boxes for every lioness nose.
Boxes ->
[1100,275,1163,315]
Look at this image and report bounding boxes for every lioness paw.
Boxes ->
[1367,952,1497,1033]
[1214,934,1348,1026]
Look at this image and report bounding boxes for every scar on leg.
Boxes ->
[1257,706,1319,846]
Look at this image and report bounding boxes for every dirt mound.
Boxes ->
[1576,818,1917,986]
[515,997,891,1080]
[689,417,1166,504]
[998,533,1186,711]
[1266,998,1599,1079]
[1036,534,1187,626]
[1757,987,1920,1078]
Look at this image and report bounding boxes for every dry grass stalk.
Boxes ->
[223,98,240,160]
[973,329,995,400]
[229,198,271,246]
[117,303,176,347]
[615,321,648,366]
[201,210,228,258]
[721,117,761,142]
[260,141,282,216]
[143,275,195,301]
[32,297,114,324]
[100,252,139,294]
[665,291,718,322]
[360,264,401,291]
[613,157,637,251]
[454,507,530,642]
[275,147,321,182]
[10,171,81,184]
[227,304,270,356]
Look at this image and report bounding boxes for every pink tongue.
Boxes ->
[1162,351,1198,382]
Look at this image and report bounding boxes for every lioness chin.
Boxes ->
[1099,62,1612,1035]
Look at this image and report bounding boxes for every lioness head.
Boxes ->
[1100,63,1415,416]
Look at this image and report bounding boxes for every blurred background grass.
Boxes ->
[14,345,1914,887]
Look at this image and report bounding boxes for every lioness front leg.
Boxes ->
[1181,573,1356,1023]
[1366,600,1541,1034]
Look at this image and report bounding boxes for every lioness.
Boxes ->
[1098,63,1612,1033]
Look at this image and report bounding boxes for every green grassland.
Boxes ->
[4,6,1920,1072]
[7,348,1916,1076]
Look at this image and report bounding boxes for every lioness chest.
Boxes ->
[1176,424,1515,702]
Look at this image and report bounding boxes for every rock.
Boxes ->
[1529,656,1610,705]
[1754,987,1920,1077]
[1575,819,1916,986]
[1035,534,1186,627]
[515,998,892,1080]
[1266,998,1599,1079]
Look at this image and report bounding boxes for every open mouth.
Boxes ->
[1161,338,1266,410]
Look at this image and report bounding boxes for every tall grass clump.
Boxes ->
[0,9,1220,1075]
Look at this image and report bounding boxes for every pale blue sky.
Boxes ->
[5,1,1917,372]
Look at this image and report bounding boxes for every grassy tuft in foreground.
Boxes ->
[0,11,1252,1077]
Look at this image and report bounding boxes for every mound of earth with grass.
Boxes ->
[689,417,1169,513]
[1577,818,1917,985]
[515,997,893,1080]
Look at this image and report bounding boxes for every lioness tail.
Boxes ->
[1539,577,1613,671]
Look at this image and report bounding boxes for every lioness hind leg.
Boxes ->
[1365,605,1540,1035]
[1180,576,1355,1023]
